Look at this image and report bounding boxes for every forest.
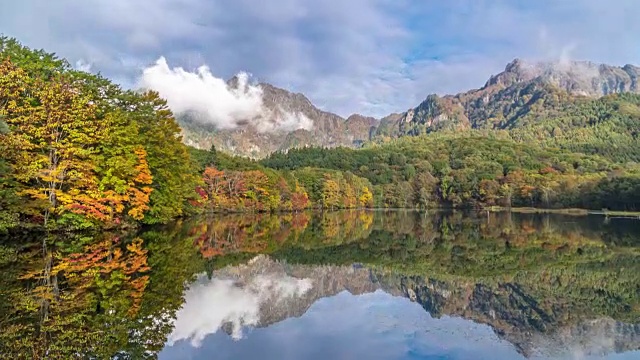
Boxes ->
[1,37,640,233]
[0,38,377,232]
[263,134,640,211]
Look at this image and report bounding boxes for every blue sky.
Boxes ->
[2,0,640,117]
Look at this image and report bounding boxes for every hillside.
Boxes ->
[378,59,640,134]
[375,59,640,163]
[262,134,640,210]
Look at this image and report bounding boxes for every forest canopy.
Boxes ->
[262,133,640,211]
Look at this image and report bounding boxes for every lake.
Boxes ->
[1,210,639,359]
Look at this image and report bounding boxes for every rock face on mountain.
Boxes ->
[177,81,378,158]
[376,58,640,137]
[486,58,640,95]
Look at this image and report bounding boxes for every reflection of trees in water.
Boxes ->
[0,210,638,358]
[189,211,376,259]
[383,272,640,358]
[267,211,640,330]
[0,229,204,358]
[0,234,154,357]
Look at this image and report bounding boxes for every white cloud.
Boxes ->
[167,272,312,347]
[2,0,640,118]
[138,57,313,132]
[257,109,313,133]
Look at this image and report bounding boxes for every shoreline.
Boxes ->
[484,206,640,219]
[4,206,639,234]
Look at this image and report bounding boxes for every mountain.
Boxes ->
[178,58,640,159]
[177,80,379,158]
[377,58,640,139]
[486,58,640,95]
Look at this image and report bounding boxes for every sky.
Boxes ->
[2,0,640,118]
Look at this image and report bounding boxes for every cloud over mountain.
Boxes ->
[138,57,312,132]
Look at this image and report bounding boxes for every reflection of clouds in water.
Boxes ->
[161,289,640,360]
[305,291,519,359]
[167,273,312,347]
[161,290,524,360]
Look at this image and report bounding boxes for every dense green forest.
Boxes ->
[263,134,640,211]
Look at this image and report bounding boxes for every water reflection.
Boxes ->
[162,290,524,360]
[168,271,312,346]
[1,210,639,359]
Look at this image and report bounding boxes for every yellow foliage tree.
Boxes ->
[359,186,374,208]
[0,60,154,226]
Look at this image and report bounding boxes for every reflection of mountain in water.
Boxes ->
[191,255,640,359]
[170,255,379,344]
[387,274,640,358]
[4,210,638,358]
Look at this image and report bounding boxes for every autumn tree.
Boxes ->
[359,186,374,208]
[202,167,226,207]
[321,175,341,210]
[291,181,310,211]
[0,60,156,228]
[0,60,105,226]
[127,91,199,224]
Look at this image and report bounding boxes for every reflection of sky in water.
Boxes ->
[161,290,521,360]
[159,289,638,360]
[166,273,313,346]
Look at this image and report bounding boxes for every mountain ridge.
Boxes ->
[179,58,640,157]
[178,80,379,158]
[377,58,640,138]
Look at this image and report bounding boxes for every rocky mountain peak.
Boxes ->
[485,58,640,96]
[257,82,316,111]
[226,74,243,89]
[345,113,377,124]
[485,58,534,88]
[372,57,640,139]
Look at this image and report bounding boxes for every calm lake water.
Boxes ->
[1,210,639,359]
